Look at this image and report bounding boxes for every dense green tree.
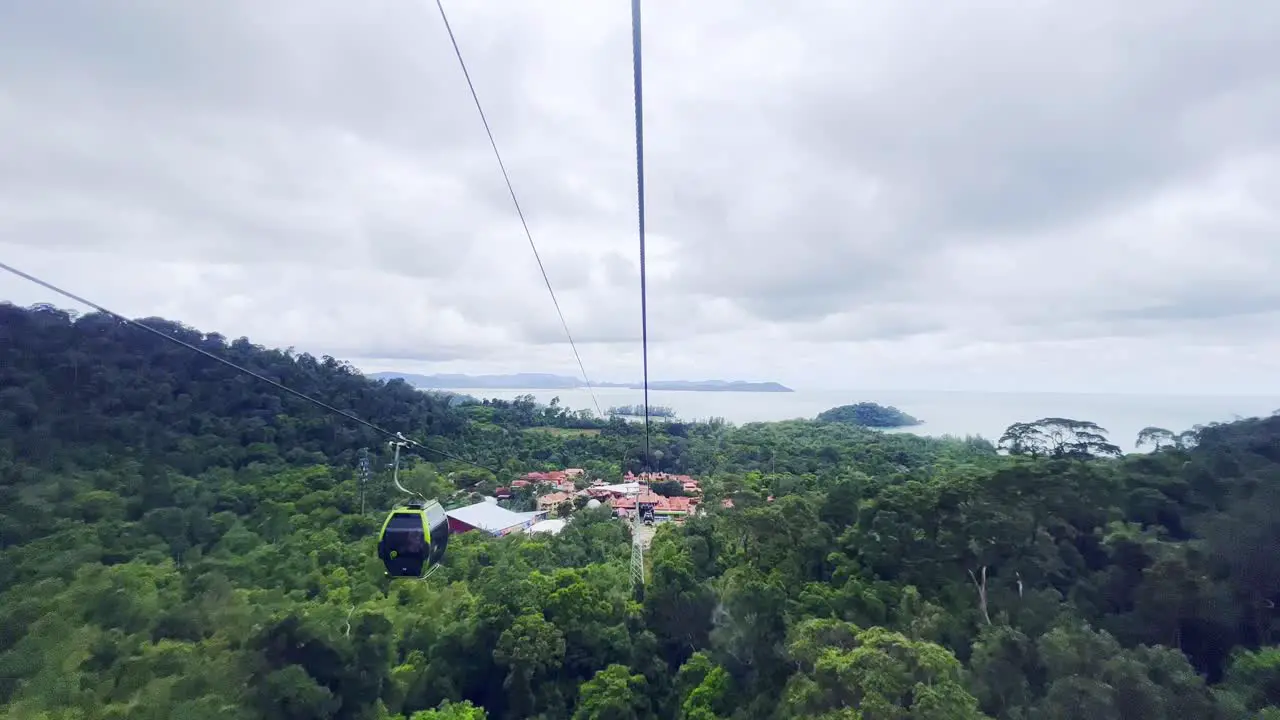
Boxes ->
[410,700,489,719]
[780,619,985,719]
[573,664,652,720]
[999,418,1123,458]
[6,303,1280,718]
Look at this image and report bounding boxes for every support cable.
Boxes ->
[630,0,653,472]
[434,0,604,418]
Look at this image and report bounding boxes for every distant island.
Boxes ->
[370,372,793,393]
[817,402,922,428]
[608,404,677,418]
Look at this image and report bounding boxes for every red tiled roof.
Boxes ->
[605,483,703,515]
[611,494,695,513]
[537,491,574,507]
[522,469,584,484]
[659,496,694,513]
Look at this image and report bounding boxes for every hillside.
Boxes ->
[3,302,1280,719]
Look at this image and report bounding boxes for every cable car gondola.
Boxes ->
[377,499,449,578]
[376,433,450,579]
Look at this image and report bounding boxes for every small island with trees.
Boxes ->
[817,402,923,428]
[608,404,676,418]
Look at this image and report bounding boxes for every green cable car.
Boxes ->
[377,499,449,578]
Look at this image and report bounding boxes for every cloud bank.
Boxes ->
[2,0,1279,394]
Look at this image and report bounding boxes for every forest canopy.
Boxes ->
[3,302,1280,719]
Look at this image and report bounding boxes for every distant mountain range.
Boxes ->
[369,372,794,393]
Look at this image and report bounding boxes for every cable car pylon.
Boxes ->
[630,490,646,591]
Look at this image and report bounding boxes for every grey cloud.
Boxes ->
[325,345,488,364]
[2,0,1280,394]
[793,1,1280,238]
[0,98,487,275]
[1106,295,1280,325]
[647,0,1280,327]
[789,307,951,344]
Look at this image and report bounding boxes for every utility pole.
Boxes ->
[357,448,371,515]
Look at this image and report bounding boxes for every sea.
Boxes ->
[443,387,1280,452]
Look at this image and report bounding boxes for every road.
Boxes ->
[635,522,656,549]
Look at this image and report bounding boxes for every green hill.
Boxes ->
[3,302,1280,719]
[816,402,923,428]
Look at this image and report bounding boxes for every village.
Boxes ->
[440,468,729,540]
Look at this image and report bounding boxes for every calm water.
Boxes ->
[447,387,1280,452]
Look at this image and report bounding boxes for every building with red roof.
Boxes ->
[536,491,575,513]
[621,471,701,495]
[607,491,699,521]
[520,469,581,493]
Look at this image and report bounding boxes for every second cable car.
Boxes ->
[377,499,450,578]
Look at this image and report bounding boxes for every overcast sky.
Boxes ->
[2,1,1278,394]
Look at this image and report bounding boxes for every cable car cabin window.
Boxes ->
[384,514,426,552]
[381,512,428,577]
